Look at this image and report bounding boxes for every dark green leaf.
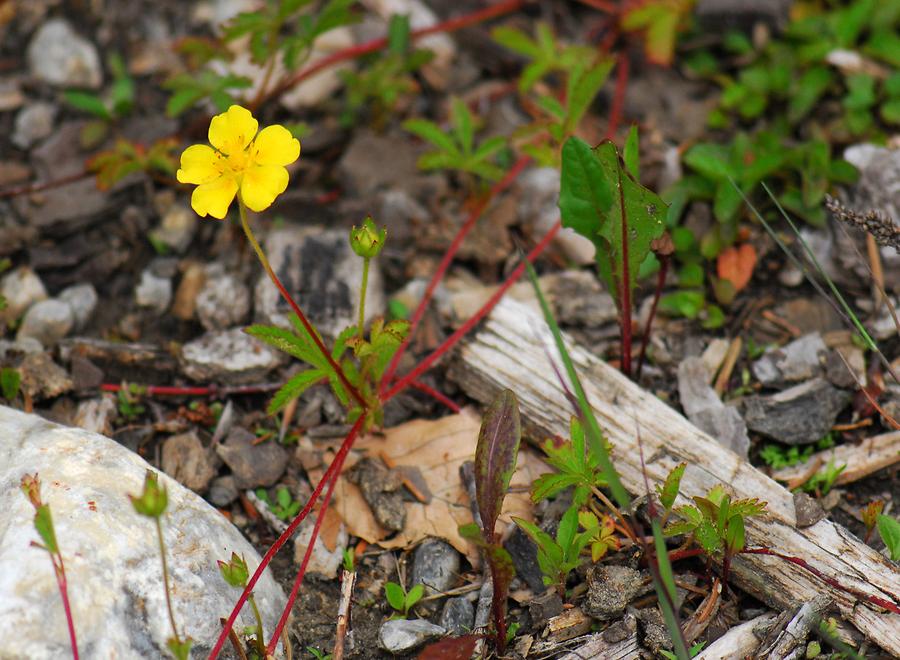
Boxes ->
[659,290,704,319]
[657,463,686,511]
[268,369,325,414]
[788,66,833,123]
[384,582,406,611]
[475,389,521,538]
[63,91,110,119]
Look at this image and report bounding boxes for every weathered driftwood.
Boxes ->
[448,298,900,655]
[695,613,777,660]
[557,614,639,660]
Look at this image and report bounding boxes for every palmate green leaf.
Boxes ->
[246,324,326,367]
[33,504,58,554]
[531,472,585,504]
[559,137,666,308]
[694,520,721,555]
[403,118,459,154]
[268,369,325,414]
[728,497,767,519]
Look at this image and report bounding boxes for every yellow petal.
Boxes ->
[240,165,289,212]
[177,144,223,184]
[191,175,238,219]
[208,105,258,156]
[251,125,301,167]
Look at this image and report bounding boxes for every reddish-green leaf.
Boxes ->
[474,389,521,539]
[418,634,480,659]
[657,462,686,511]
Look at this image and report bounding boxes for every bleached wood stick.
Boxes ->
[771,430,900,487]
[448,298,900,655]
[695,613,777,660]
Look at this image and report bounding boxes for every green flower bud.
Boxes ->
[217,552,249,587]
[350,216,387,259]
[130,470,168,518]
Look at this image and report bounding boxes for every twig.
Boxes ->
[713,336,742,396]
[332,569,356,660]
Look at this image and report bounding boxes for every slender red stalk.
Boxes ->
[99,383,280,397]
[264,0,526,104]
[616,166,632,378]
[382,221,562,403]
[266,445,346,654]
[741,547,900,614]
[606,50,630,140]
[207,416,364,659]
[636,253,668,380]
[0,170,92,199]
[54,559,79,660]
[380,155,532,395]
[408,378,462,412]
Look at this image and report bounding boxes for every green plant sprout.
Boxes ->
[660,640,706,660]
[340,14,432,128]
[513,504,595,596]
[116,382,147,421]
[1,366,21,402]
[306,647,333,660]
[255,486,302,521]
[531,417,610,507]
[798,458,846,497]
[383,581,424,619]
[218,552,266,658]
[63,52,136,148]
[577,510,621,562]
[129,470,192,660]
[403,97,509,184]
[876,514,900,561]
[21,473,79,659]
[87,138,180,191]
[341,547,355,573]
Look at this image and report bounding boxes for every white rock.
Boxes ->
[12,102,57,149]
[180,328,285,383]
[17,299,74,346]
[0,266,47,325]
[293,518,348,579]
[26,18,102,89]
[196,273,251,330]
[378,618,445,653]
[58,283,98,330]
[521,167,595,266]
[0,405,286,659]
[135,269,172,313]
[73,394,118,435]
[150,204,197,254]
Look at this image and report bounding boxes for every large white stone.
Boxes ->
[0,405,286,659]
[26,18,103,89]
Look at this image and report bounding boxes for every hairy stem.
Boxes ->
[156,517,182,645]
[238,199,365,408]
[358,257,370,339]
[248,593,266,658]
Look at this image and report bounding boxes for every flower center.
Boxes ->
[225,145,253,173]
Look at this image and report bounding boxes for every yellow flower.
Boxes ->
[176,105,301,219]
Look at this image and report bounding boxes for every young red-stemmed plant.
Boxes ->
[457,389,521,654]
[20,473,80,660]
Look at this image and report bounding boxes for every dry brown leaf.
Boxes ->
[332,408,549,564]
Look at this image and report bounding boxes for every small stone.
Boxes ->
[18,352,73,400]
[520,168,595,265]
[742,378,851,445]
[255,227,385,338]
[171,262,207,321]
[583,564,644,621]
[410,538,461,596]
[0,338,43,360]
[58,283,98,330]
[196,272,251,330]
[0,266,47,325]
[378,619,445,654]
[547,271,618,327]
[793,491,827,528]
[17,299,74,346]
[337,130,420,196]
[751,333,827,387]
[27,18,103,89]
[162,431,218,493]
[73,395,117,435]
[293,517,348,579]
[345,457,406,532]
[0,78,25,112]
[179,328,285,383]
[636,607,672,654]
[216,427,288,488]
[149,204,196,254]
[677,357,750,457]
[529,590,564,628]
[12,102,56,149]
[440,597,474,635]
[135,269,172,313]
[208,475,240,507]
[0,405,286,658]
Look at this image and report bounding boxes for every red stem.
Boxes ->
[54,560,79,660]
[380,155,532,396]
[207,416,365,659]
[0,170,92,199]
[382,221,562,403]
[99,383,280,397]
[636,253,668,381]
[264,0,526,105]
[408,378,462,412]
[741,547,900,614]
[616,166,632,379]
[606,50,630,140]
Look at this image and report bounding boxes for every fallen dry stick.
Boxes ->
[448,298,900,655]
[772,430,900,487]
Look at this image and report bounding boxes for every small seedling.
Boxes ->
[218,552,266,658]
[383,581,424,619]
[116,382,147,421]
[64,52,136,147]
[513,504,594,596]
[531,417,610,507]
[341,547,355,573]
[876,514,900,561]
[660,640,707,660]
[255,486,302,521]
[798,459,846,497]
[130,471,192,659]
[306,648,333,660]
[578,510,621,562]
